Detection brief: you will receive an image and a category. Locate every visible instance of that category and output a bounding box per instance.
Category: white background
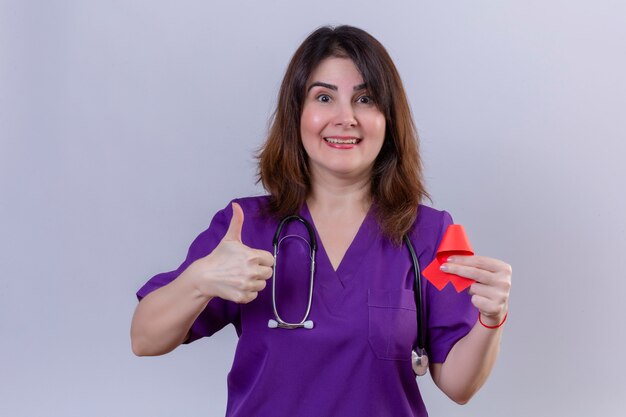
[1,1,625,416]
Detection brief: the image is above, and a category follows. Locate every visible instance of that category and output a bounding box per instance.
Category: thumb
[224,202,244,242]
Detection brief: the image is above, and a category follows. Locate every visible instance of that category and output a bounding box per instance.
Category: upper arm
[429,362,443,387]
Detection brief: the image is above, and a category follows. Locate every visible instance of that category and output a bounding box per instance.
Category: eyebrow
[307,82,368,93]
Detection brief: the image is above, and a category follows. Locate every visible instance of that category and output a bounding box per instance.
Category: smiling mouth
[324,137,361,145]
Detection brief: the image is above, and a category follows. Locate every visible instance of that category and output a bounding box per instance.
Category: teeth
[325,137,358,144]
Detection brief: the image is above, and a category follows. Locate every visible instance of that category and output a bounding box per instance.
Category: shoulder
[232,195,271,206]
[413,204,454,232]
[202,195,273,234]
[228,195,274,222]
[227,195,277,246]
[406,204,454,255]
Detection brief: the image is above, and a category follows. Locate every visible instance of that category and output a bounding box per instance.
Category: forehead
[307,57,364,86]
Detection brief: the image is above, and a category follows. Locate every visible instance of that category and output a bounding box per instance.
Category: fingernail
[447,257,455,263]
[440,264,449,272]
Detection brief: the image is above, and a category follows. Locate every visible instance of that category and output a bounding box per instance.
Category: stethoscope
[267,215,429,376]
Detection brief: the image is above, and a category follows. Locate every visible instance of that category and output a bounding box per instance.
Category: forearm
[131,265,212,356]
[430,316,504,404]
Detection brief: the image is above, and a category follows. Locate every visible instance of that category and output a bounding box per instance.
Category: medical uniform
[137,196,477,417]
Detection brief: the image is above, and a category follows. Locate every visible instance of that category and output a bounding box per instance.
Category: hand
[188,202,274,304]
[442,255,512,326]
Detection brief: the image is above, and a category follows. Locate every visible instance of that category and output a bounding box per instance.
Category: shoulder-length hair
[257,25,430,245]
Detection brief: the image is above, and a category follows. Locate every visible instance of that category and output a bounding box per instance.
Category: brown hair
[257,25,430,245]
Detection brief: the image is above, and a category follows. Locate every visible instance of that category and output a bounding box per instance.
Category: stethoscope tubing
[270,215,317,329]
[404,234,425,353]
[269,215,428,375]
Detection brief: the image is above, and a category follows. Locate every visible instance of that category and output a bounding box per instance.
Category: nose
[333,101,357,127]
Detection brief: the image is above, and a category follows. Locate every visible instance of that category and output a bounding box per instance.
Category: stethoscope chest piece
[412,348,429,376]
[268,318,314,329]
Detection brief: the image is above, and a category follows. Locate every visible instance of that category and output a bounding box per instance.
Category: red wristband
[478,311,508,329]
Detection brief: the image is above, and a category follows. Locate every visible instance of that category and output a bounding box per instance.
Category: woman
[131,25,511,416]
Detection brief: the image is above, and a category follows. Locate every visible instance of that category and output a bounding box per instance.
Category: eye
[356,95,374,105]
[316,94,332,103]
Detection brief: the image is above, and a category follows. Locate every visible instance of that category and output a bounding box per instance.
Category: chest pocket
[367,289,417,361]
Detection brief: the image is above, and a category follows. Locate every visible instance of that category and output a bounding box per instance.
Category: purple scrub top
[137,196,477,417]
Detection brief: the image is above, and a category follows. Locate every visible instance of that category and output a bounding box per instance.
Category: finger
[447,255,510,274]
[249,278,268,292]
[470,294,504,316]
[441,262,494,284]
[253,265,274,280]
[469,282,506,304]
[469,282,496,296]
[235,291,259,304]
[469,274,511,293]
[236,277,267,293]
[224,202,244,242]
[252,249,275,268]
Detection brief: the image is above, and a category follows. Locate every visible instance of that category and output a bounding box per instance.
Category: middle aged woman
[132,25,512,417]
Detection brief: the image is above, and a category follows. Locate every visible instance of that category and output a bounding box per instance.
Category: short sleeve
[135,202,240,343]
[424,211,478,363]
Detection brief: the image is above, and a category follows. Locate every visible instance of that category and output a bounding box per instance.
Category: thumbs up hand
[188,202,274,304]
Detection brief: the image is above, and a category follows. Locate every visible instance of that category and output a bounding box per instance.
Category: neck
[307,170,372,215]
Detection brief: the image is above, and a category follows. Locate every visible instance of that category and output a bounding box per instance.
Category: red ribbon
[422,224,475,292]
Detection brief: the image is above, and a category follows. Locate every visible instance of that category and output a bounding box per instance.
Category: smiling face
[300,57,386,182]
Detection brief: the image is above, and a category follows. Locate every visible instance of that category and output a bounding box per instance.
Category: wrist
[180,261,215,302]
[478,311,508,329]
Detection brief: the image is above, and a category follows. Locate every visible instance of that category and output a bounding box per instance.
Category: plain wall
[1,1,625,416]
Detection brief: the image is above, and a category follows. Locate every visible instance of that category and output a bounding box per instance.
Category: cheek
[366,114,386,150]
[300,110,321,156]
[372,115,386,137]
[300,107,325,137]
[370,116,386,155]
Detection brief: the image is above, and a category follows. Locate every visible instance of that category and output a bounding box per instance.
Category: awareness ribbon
[422,224,475,292]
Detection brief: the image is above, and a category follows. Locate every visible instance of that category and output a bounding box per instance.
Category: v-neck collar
[300,202,379,287]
